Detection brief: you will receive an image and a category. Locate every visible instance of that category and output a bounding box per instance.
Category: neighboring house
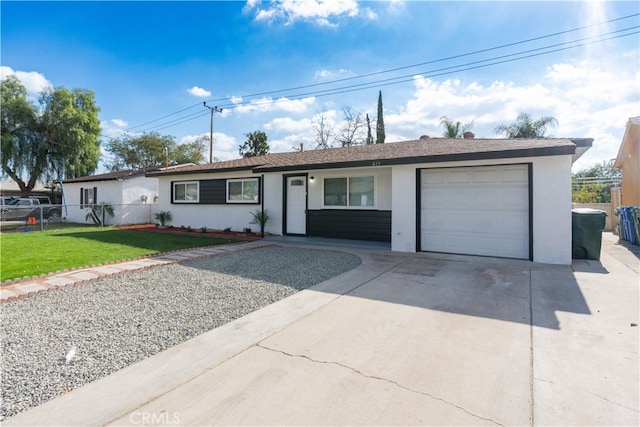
[147,136,592,265]
[62,168,160,225]
[0,180,60,202]
[614,117,640,206]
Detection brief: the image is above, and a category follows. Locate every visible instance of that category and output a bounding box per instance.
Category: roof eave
[570,138,593,164]
[147,165,257,177]
[256,145,577,172]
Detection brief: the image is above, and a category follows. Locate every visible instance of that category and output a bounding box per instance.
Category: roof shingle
[146,137,589,177]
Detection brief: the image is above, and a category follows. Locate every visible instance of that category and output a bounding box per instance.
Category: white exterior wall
[157,171,271,232]
[532,155,572,265]
[391,165,417,252]
[262,173,283,235]
[62,176,159,225]
[391,155,573,265]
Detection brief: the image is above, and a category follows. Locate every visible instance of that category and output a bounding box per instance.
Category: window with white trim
[173,181,199,203]
[226,178,259,203]
[324,176,375,207]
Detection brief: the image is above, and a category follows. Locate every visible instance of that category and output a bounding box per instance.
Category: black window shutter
[80,187,84,207]
[94,187,98,204]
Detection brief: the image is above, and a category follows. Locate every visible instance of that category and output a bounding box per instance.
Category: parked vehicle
[0,197,62,221]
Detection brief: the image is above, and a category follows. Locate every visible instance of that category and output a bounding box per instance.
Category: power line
[103,14,639,138]
[204,13,640,103]
[211,27,638,111]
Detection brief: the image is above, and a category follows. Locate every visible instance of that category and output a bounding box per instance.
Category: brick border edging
[0,242,276,304]
[1,239,255,287]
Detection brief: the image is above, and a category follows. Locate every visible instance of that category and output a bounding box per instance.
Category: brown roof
[147,137,591,177]
[62,167,163,183]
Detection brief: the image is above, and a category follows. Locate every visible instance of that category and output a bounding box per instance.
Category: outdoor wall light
[309,176,315,182]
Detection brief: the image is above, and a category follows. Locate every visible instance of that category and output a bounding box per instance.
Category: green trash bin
[572,208,607,260]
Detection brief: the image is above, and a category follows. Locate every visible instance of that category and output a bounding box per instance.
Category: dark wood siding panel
[199,179,227,204]
[308,210,391,242]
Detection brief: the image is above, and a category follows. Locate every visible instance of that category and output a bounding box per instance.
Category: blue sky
[2,1,639,173]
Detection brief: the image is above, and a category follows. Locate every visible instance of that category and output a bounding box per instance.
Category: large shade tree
[105,132,206,171]
[494,112,558,138]
[1,75,101,195]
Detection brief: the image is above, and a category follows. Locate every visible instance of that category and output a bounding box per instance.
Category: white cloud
[187,86,212,97]
[0,66,52,95]
[233,96,315,114]
[180,132,238,161]
[247,0,361,26]
[314,68,352,79]
[110,119,128,128]
[386,59,639,171]
[265,116,313,133]
[362,7,377,20]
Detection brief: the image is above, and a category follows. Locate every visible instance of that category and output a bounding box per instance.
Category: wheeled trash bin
[572,208,607,260]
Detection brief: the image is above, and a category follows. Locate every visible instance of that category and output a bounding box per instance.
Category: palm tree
[494,112,558,138]
[439,116,473,138]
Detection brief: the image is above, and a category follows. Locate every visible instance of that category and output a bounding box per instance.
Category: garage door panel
[501,167,529,183]
[474,169,501,183]
[420,165,530,259]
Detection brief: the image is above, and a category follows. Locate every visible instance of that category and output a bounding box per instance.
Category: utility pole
[203,102,223,163]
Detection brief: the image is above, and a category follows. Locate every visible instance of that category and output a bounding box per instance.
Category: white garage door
[420,165,530,259]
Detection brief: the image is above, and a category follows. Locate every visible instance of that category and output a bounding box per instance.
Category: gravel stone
[0,246,361,420]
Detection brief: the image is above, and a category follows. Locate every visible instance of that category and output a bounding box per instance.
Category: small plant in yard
[249,208,271,238]
[154,210,172,227]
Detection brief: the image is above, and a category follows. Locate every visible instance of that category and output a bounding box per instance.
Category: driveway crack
[257,343,504,426]
[589,391,640,414]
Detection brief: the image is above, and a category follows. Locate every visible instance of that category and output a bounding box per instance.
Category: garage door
[420,165,530,259]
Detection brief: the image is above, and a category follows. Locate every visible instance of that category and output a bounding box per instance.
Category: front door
[285,176,307,235]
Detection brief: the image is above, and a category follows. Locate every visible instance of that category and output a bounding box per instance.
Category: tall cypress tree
[375,90,385,144]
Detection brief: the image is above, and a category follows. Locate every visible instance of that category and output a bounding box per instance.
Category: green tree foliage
[494,112,558,138]
[105,132,205,171]
[171,137,206,165]
[439,116,473,138]
[1,75,101,195]
[239,130,269,158]
[365,113,374,145]
[572,160,621,203]
[376,90,385,144]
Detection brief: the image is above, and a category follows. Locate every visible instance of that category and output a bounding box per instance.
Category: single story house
[147,136,592,265]
[614,117,640,206]
[62,168,160,225]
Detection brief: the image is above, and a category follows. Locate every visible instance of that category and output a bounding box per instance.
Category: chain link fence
[0,203,158,233]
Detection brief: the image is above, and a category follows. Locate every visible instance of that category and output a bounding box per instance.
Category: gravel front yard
[0,246,361,421]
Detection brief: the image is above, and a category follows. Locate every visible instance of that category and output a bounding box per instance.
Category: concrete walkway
[4,233,639,426]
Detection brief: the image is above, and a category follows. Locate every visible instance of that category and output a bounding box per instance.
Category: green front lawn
[0,227,241,282]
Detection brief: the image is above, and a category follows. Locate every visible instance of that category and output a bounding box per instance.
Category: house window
[80,187,97,209]
[227,178,259,203]
[173,181,199,203]
[324,176,375,207]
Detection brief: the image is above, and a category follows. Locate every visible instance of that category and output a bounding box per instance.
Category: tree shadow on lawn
[48,228,241,252]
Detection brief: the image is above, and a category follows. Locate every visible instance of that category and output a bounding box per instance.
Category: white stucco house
[62,168,160,225]
[147,136,592,265]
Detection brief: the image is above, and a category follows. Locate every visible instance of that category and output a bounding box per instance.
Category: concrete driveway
[6,233,639,426]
